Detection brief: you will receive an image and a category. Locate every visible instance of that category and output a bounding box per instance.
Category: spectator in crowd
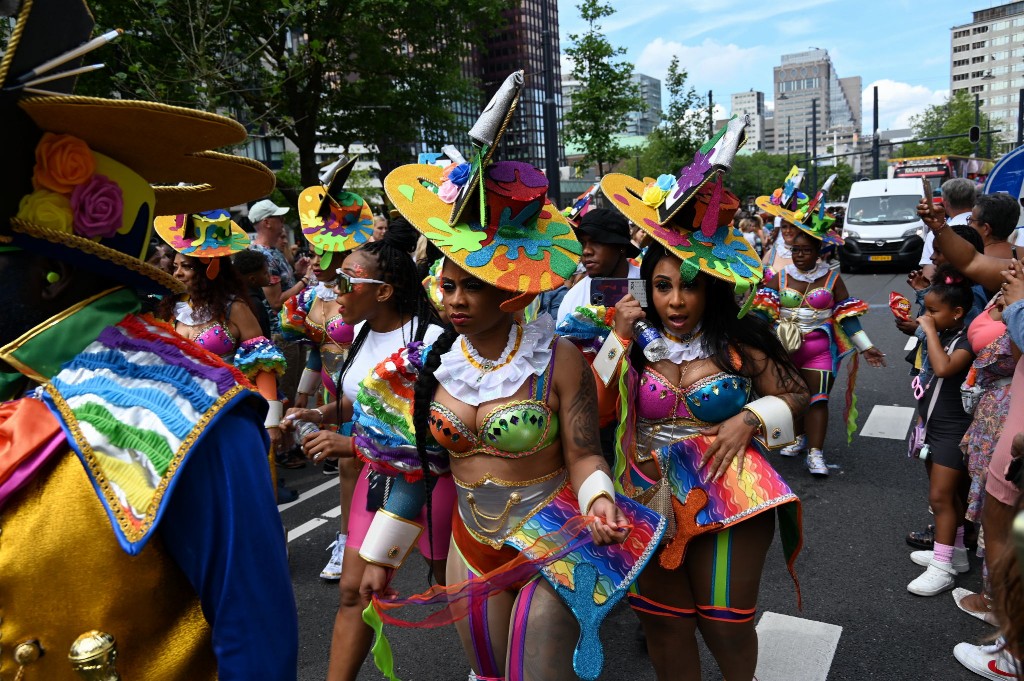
[919,178,977,282]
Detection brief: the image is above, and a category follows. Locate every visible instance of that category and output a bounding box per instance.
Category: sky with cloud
[556,0,973,133]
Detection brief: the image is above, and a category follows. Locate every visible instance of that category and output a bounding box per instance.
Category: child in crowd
[908,266,977,596]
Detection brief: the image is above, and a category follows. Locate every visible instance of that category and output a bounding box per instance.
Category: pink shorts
[791,330,833,372]
[347,469,456,560]
[986,359,1024,506]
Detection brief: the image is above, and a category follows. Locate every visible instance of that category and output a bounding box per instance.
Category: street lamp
[708,90,714,137]
[777,92,790,165]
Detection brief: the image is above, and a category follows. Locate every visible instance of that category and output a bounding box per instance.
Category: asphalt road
[278,270,994,681]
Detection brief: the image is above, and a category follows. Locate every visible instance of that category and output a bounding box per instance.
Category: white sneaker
[954,638,1021,680]
[320,532,346,580]
[780,434,806,457]
[806,449,829,476]
[910,547,970,573]
[907,559,956,596]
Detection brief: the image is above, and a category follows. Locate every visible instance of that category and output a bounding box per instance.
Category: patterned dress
[960,331,1015,522]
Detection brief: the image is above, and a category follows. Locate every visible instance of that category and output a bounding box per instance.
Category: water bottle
[293,419,321,442]
[633,319,670,363]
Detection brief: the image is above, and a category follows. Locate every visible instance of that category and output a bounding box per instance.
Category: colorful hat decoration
[297,155,374,268]
[1,0,275,295]
[755,165,808,225]
[446,70,524,226]
[384,71,581,306]
[600,115,763,296]
[562,182,599,227]
[154,209,250,278]
[793,174,841,244]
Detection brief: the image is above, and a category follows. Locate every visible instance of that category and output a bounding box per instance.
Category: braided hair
[927,264,974,317]
[411,325,459,583]
[629,242,797,378]
[329,222,445,583]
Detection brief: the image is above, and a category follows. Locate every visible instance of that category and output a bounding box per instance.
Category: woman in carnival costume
[367,71,665,681]
[280,156,364,581]
[282,217,450,681]
[760,166,807,277]
[155,209,288,450]
[597,115,808,681]
[752,175,886,475]
[0,0,297,677]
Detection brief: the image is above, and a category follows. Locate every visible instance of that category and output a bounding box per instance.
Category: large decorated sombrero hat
[793,174,841,244]
[600,116,763,295]
[2,0,275,295]
[384,72,581,306]
[297,155,373,268]
[756,170,841,245]
[755,166,806,224]
[154,209,250,277]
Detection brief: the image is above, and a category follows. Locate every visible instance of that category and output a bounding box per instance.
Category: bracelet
[577,470,615,515]
[358,510,423,569]
[742,396,795,449]
[849,330,873,353]
[312,406,326,424]
[297,367,320,394]
[264,400,283,428]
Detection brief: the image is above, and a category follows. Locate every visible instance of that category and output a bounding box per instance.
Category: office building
[562,71,662,137]
[950,1,1024,146]
[773,49,861,164]
[731,90,766,153]
[459,0,565,171]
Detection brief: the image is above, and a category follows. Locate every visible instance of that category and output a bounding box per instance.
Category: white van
[839,178,926,272]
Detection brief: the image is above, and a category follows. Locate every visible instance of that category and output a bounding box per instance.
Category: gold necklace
[461,323,523,373]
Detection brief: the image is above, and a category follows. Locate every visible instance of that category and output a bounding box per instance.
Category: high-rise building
[950,2,1024,146]
[459,0,564,172]
[561,71,662,137]
[730,90,766,152]
[624,73,661,136]
[773,49,861,166]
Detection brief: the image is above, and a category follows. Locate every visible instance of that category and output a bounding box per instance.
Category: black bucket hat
[576,208,640,258]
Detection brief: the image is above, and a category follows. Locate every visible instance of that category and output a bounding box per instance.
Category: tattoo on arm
[765,358,810,416]
[743,411,761,428]
[566,353,602,457]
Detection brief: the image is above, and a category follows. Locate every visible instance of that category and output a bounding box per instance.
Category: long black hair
[157,254,256,322]
[631,241,797,378]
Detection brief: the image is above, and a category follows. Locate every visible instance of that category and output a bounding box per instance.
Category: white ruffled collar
[774,234,792,259]
[313,281,338,302]
[662,323,710,364]
[784,261,830,284]
[435,314,555,406]
[174,299,211,326]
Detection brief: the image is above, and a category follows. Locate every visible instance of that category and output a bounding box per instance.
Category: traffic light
[969,126,981,144]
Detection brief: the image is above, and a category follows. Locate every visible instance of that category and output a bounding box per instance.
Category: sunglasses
[334,269,386,294]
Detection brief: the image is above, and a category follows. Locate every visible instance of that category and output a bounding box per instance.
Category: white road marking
[288,518,330,542]
[860,405,916,440]
[277,477,339,513]
[754,612,842,681]
[321,505,343,519]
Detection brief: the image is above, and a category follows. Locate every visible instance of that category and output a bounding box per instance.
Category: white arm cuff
[264,400,283,428]
[594,333,627,387]
[297,367,321,394]
[850,330,873,353]
[743,396,795,449]
[358,510,423,569]
[577,470,615,515]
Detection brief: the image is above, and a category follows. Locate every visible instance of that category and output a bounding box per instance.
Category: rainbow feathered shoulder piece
[40,314,264,555]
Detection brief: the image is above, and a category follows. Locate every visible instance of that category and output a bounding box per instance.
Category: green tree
[636,57,708,179]
[80,0,505,191]
[899,91,997,158]
[562,0,642,176]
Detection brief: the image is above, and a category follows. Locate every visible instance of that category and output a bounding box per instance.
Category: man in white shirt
[919,178,977,280]
[556,209,641,325]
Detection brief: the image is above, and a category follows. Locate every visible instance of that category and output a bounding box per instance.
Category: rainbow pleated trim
[41,314,259,554]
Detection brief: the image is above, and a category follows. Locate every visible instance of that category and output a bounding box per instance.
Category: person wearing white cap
[249,198,311,315]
